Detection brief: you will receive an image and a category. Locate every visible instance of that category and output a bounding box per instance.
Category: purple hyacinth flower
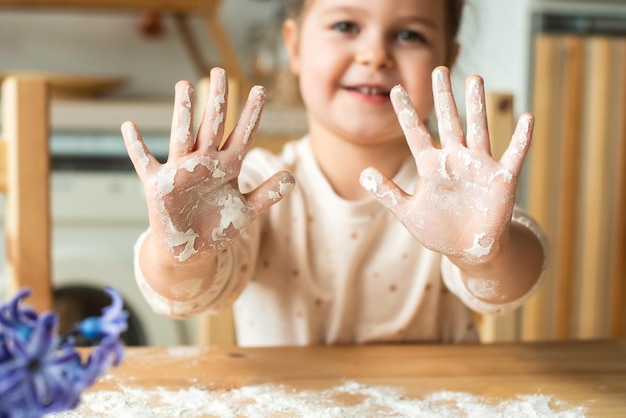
[0,287,128,418]
[0,312,82,415]
[0,289,38,345]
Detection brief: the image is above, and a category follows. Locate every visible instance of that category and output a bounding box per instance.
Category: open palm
[361,67,534,266]
[122,68,294,264]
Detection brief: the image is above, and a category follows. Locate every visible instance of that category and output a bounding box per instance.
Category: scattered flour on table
[48,381,586,418]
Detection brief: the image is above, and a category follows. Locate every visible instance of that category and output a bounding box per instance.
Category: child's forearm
[135,229,222,318]
[451,221,545,306]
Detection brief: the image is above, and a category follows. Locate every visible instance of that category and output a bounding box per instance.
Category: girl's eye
[396,30,427,43]
[331,21,359,34]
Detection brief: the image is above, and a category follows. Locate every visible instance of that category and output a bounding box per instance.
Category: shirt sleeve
[133,226,259,319]
[441,205,549,316]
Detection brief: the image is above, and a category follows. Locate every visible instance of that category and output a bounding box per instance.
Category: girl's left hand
[360,66,534,267]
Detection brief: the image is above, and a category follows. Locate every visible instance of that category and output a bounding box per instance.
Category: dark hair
[286,0,465,46]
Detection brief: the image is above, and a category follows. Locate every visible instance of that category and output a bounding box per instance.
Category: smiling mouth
[345,86,390,97]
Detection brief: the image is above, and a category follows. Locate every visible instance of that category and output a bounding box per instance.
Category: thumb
[244,171,295,219]
[360,167,408,215]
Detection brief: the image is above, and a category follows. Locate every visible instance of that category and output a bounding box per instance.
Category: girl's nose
[355,38,393,69]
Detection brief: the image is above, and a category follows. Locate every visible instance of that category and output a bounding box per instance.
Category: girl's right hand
[121,68,294,265]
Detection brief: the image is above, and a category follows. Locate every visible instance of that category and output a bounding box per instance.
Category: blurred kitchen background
[0,0,624,346]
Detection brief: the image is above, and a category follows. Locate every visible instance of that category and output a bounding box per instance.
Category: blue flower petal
[28,314,57,359]
[0,289,38,343]
[77,287,128,341]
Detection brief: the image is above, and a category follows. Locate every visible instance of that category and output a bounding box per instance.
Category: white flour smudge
[48,381,586,418]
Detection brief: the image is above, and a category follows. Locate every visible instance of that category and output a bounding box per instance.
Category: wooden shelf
[0,0,248,92]
[0,0,219,13]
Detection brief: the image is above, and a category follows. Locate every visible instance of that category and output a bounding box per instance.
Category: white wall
[452,0,533,113]
[454,0,626,115]
[3,1,623,114]
[0,0,535,111]
[0,1,280,98]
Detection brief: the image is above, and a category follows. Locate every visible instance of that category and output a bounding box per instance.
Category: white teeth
[356,86,386,96]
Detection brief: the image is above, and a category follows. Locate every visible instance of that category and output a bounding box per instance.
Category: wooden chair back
[478,47,626,343]
[520,34,626,341]
[0,75,52,312]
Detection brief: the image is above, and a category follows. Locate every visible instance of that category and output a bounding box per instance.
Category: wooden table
[71,339,626,417]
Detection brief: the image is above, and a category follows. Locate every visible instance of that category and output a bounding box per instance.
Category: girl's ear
[283,19,301,75]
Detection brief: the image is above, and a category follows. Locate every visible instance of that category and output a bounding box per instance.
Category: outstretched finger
[499,112,534,176]
[121,121,159,180]
[169,80,196,158]
[432,66,464,148]
[244,171,295,219]
[465,75,491,154]
[360,167,410,216]
[219,85,266,164]
[390,85,434,159]
[196,67,228,151]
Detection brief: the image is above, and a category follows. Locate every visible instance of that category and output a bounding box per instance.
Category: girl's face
[284,0,453,147]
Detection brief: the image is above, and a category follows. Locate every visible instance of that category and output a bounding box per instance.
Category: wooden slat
[204,14,250,95]
[522,35,560,341]
[577,37,613,339]
[194,74,239,148]
[486,92,515,161]
[194,75,238,346]
[223,75,239,140]
[477,92,517,343]
[173,13,212,77]
[609,39,626,338]
[0,0,220,13]
[2,76,52,312]
[552,36,585,340]
[0,140,6,192]
[196,308,236,346]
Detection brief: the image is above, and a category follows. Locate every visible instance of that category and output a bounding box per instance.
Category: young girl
[122,0,546,346]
